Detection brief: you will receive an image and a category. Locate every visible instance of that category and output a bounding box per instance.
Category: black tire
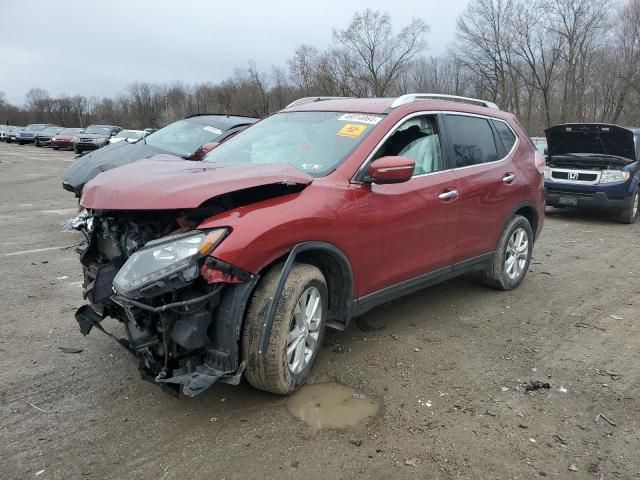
[74,146,81,154]
[35,139,40,147]
[18,141,24,145]
[483,215,534,291]
[618,187,639,224]
[52,147,59,150]
[242,262,327,395]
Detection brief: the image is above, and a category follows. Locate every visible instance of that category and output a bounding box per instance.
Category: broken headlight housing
[113,229,228,296]
[599,170,629,184]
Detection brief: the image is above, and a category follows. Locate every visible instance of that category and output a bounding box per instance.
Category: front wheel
[242,263,327,394]
[35,139,41,147]
[618,188,639,224]
[74,146,81,154]
[483,215,533,291]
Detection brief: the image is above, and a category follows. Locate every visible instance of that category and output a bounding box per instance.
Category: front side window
[204,111,381,177]
[444,115,499,167]
[373,115,443,176]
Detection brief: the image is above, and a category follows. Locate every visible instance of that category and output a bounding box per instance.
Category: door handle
[438,189,459,201]
[502,173,516,184]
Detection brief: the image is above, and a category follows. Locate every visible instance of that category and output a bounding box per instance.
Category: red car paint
[81,98,544,300]
[81,155,313,210]
[51,135,79,150]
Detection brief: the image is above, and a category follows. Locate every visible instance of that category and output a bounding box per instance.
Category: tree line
[1,0,638,135]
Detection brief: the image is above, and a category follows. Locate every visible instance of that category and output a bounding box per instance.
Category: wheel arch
[256,241,355,358]
[508,201,540,241]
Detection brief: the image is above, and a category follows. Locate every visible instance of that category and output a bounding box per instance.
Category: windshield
[204,111,380,176]
[60,128,83,135]
[41,127,62,135]
[84,126,111,135]
[116,130,142,139]
[26,124,47,131]
[144,118,226,157]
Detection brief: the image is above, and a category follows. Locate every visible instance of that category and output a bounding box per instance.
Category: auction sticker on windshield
[203,126,223,135]
[338,113,382,125]
[337,124,368,138]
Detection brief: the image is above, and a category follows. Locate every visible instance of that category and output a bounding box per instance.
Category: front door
[351,114,459,297]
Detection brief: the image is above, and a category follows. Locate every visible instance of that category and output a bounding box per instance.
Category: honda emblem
[568,171,579,180]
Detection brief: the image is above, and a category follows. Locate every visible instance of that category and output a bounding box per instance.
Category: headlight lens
[94,137,109,143]
[113,229,227,296]
[543,165,550,180]
[599,170,629,184]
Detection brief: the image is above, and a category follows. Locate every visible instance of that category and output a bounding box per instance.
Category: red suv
[73,94,545,396]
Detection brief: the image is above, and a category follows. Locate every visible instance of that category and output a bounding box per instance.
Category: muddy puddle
[286,382,379,432]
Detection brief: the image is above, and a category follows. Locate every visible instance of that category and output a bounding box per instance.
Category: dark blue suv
[544,123,640,223]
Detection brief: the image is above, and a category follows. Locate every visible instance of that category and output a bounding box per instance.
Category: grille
[551,171,598,182]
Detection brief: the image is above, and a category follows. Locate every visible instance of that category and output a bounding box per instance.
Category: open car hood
[545,124,637,161]
[81,155,314,210]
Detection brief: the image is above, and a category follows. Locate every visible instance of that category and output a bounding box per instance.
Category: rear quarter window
[493,120,517,153]
[443,115,499,167]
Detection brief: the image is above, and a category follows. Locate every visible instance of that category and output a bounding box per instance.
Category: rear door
[441,114,519,263]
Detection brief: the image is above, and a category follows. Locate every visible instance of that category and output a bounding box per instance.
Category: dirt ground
[1,141,639,480]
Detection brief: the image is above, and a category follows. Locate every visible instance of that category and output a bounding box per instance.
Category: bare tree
[333,9,429,96]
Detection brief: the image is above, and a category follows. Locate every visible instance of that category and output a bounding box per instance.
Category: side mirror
[188,142,220,161]
[366,156,415,184]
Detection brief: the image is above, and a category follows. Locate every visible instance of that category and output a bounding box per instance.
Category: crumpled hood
[545,124,637,161]
[81,156,314,210]
[63,141,162,192]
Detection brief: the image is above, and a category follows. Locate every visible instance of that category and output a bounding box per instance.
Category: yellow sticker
[337,123,368,138]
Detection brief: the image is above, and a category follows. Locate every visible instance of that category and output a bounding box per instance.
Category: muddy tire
[483,215,533,291]
[618,187,639,224]
[242,263,327,395]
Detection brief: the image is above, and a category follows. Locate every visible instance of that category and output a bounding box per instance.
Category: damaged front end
[72,210,257,396]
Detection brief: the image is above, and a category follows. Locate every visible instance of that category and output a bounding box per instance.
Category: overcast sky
[1,0,469,106]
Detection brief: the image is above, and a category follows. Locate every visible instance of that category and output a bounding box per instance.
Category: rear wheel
[483,215,533,291]
[242,263,327,394]
[618,187,639,224]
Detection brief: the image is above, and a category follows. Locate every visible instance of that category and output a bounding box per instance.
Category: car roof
[283,96,514,121]
[87,124,120,128]
[184,114,259,130]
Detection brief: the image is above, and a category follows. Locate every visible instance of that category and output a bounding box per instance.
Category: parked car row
[0,123,154,153]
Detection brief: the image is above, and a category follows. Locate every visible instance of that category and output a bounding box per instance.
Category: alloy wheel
[504,227,528,280]
[286,286,322,374]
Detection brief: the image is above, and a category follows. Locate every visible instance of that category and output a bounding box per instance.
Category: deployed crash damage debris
[70,163,311,397]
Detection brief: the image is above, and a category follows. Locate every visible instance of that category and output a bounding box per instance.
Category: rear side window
[493,120,516,152]
[443,115,498,167]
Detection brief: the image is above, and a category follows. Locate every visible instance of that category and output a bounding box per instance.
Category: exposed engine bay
[546,155,631,171]
[71,207,258,396]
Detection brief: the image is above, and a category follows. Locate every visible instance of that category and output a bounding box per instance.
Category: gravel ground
[1,141,639,480]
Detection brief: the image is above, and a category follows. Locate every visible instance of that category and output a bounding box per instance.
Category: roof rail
[391,94,500,110]
[285,96,352,109]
